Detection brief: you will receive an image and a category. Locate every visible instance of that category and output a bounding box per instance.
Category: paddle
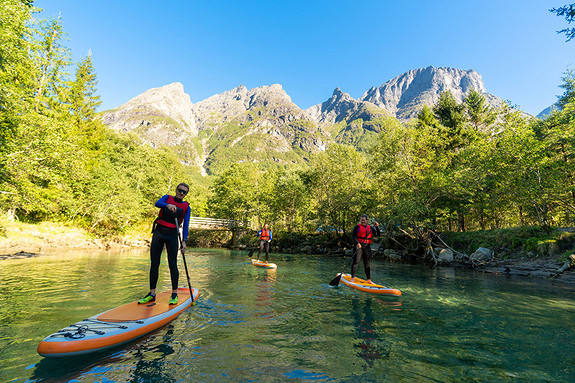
[329,247,358,287]
[175,218,195,305]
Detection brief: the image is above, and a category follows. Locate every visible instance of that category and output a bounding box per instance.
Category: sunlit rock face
[102,82,198,139]
[100,66,506,174]
[360,66,502,120]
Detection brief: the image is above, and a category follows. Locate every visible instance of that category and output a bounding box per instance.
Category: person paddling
[139,183,191,305]
[351,214,381,284]
[256,223,272,263]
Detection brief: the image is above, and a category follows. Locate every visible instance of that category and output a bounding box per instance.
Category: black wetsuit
[351,224,381,280]
[148,195,190,290]
[149,224,180,290]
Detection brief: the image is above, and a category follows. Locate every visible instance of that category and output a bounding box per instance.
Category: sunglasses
[177,189,188,195]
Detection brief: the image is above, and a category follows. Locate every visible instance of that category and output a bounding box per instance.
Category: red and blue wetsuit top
[155,195,191,240]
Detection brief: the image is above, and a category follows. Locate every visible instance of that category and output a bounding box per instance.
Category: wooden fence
[189,216,250,230]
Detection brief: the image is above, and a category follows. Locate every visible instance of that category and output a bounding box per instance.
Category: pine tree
[550,3,575,41]
[463,89,495,130]
[558,69,575,108]
[68,53,104,152]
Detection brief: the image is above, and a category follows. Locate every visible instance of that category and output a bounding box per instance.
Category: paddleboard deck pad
[339,274,401,296]
[37,287,199,357]
[251,259,277,269]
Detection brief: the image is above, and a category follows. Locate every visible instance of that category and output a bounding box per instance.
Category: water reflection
[129,327,176,383]
[351,297,390,369]
[255,269,276,316]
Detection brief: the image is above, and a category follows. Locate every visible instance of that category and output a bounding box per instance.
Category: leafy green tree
[68,54,101,126]
[31,16,71,114]
[207,163,259,223]
[251,168,276,227]
[0,10,83,221]
[538,98,575,223]
[373,115,456,229]
[66,52,106,171]
[309,144,374,234]
[0,0,35,155]
[433,91,465,133]
[491,105,554,228]
[269,168,312,233]
[79,130,194,232]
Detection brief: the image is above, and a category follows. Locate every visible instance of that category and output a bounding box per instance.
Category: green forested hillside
[0,1,208,235]
[1,0,574,248]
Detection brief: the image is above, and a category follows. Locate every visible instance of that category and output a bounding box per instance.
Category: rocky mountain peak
[102,82,197,136]
[193,83,309,129]
[100,66,508,175]
[246,84,294,109]
[306,87,388,126]
[101,82,201,169]
[360,66,498,120]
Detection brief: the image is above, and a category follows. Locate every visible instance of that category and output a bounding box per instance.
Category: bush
[440,226,567,257]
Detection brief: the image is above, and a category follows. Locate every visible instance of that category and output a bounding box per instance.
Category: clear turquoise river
[1,248,574,382]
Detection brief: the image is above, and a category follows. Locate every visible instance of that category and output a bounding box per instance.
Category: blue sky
[35,0,573,116]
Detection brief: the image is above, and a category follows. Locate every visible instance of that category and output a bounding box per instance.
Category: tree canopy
[550,3,575,41]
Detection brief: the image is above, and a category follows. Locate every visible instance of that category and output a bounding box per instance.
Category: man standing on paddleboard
[256,223,272,263]
[139,183,191,305]
[351,215,380,284]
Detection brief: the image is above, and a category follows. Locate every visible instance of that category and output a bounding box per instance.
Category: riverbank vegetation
[1,1,574,262]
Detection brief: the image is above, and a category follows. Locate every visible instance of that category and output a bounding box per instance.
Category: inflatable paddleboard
[339,274,401,296]
[251,259,277,269]
[37,287,199,358]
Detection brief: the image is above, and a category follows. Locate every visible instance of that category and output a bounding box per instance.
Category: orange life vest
[260,229,270,241]
[356,224,373,244]
[156,195,189,228]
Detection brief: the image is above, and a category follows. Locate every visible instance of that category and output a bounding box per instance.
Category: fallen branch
[551,254,575,278]
[430,230,469,261]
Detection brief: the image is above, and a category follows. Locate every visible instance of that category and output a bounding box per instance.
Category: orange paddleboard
[339,274,401,296]
[251,259,277,269]
[37,287,199,357]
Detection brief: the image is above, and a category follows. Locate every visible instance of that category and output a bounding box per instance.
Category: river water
[0,248,574,382]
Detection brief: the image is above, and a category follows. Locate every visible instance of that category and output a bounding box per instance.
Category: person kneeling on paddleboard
[139,183,191,305]
[256,223,272,263]
[351,214,381,284]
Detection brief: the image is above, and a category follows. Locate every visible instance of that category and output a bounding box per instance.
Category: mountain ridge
[101,66,506,175]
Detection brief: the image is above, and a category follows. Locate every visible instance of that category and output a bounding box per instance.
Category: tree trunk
[457,210,465,232]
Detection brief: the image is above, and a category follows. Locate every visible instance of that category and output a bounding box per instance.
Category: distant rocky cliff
[101,66,504,174]
[101,82,202,167]
[359,66,501,120]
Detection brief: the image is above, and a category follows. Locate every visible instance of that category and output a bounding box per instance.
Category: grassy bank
[0,215,150,251]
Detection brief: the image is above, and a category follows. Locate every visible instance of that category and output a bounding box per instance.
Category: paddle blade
[248,248,254,257]
[329,273,342,287]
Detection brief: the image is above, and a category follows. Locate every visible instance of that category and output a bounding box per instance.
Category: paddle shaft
[329,247,358,286]
[175,218,194,303]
